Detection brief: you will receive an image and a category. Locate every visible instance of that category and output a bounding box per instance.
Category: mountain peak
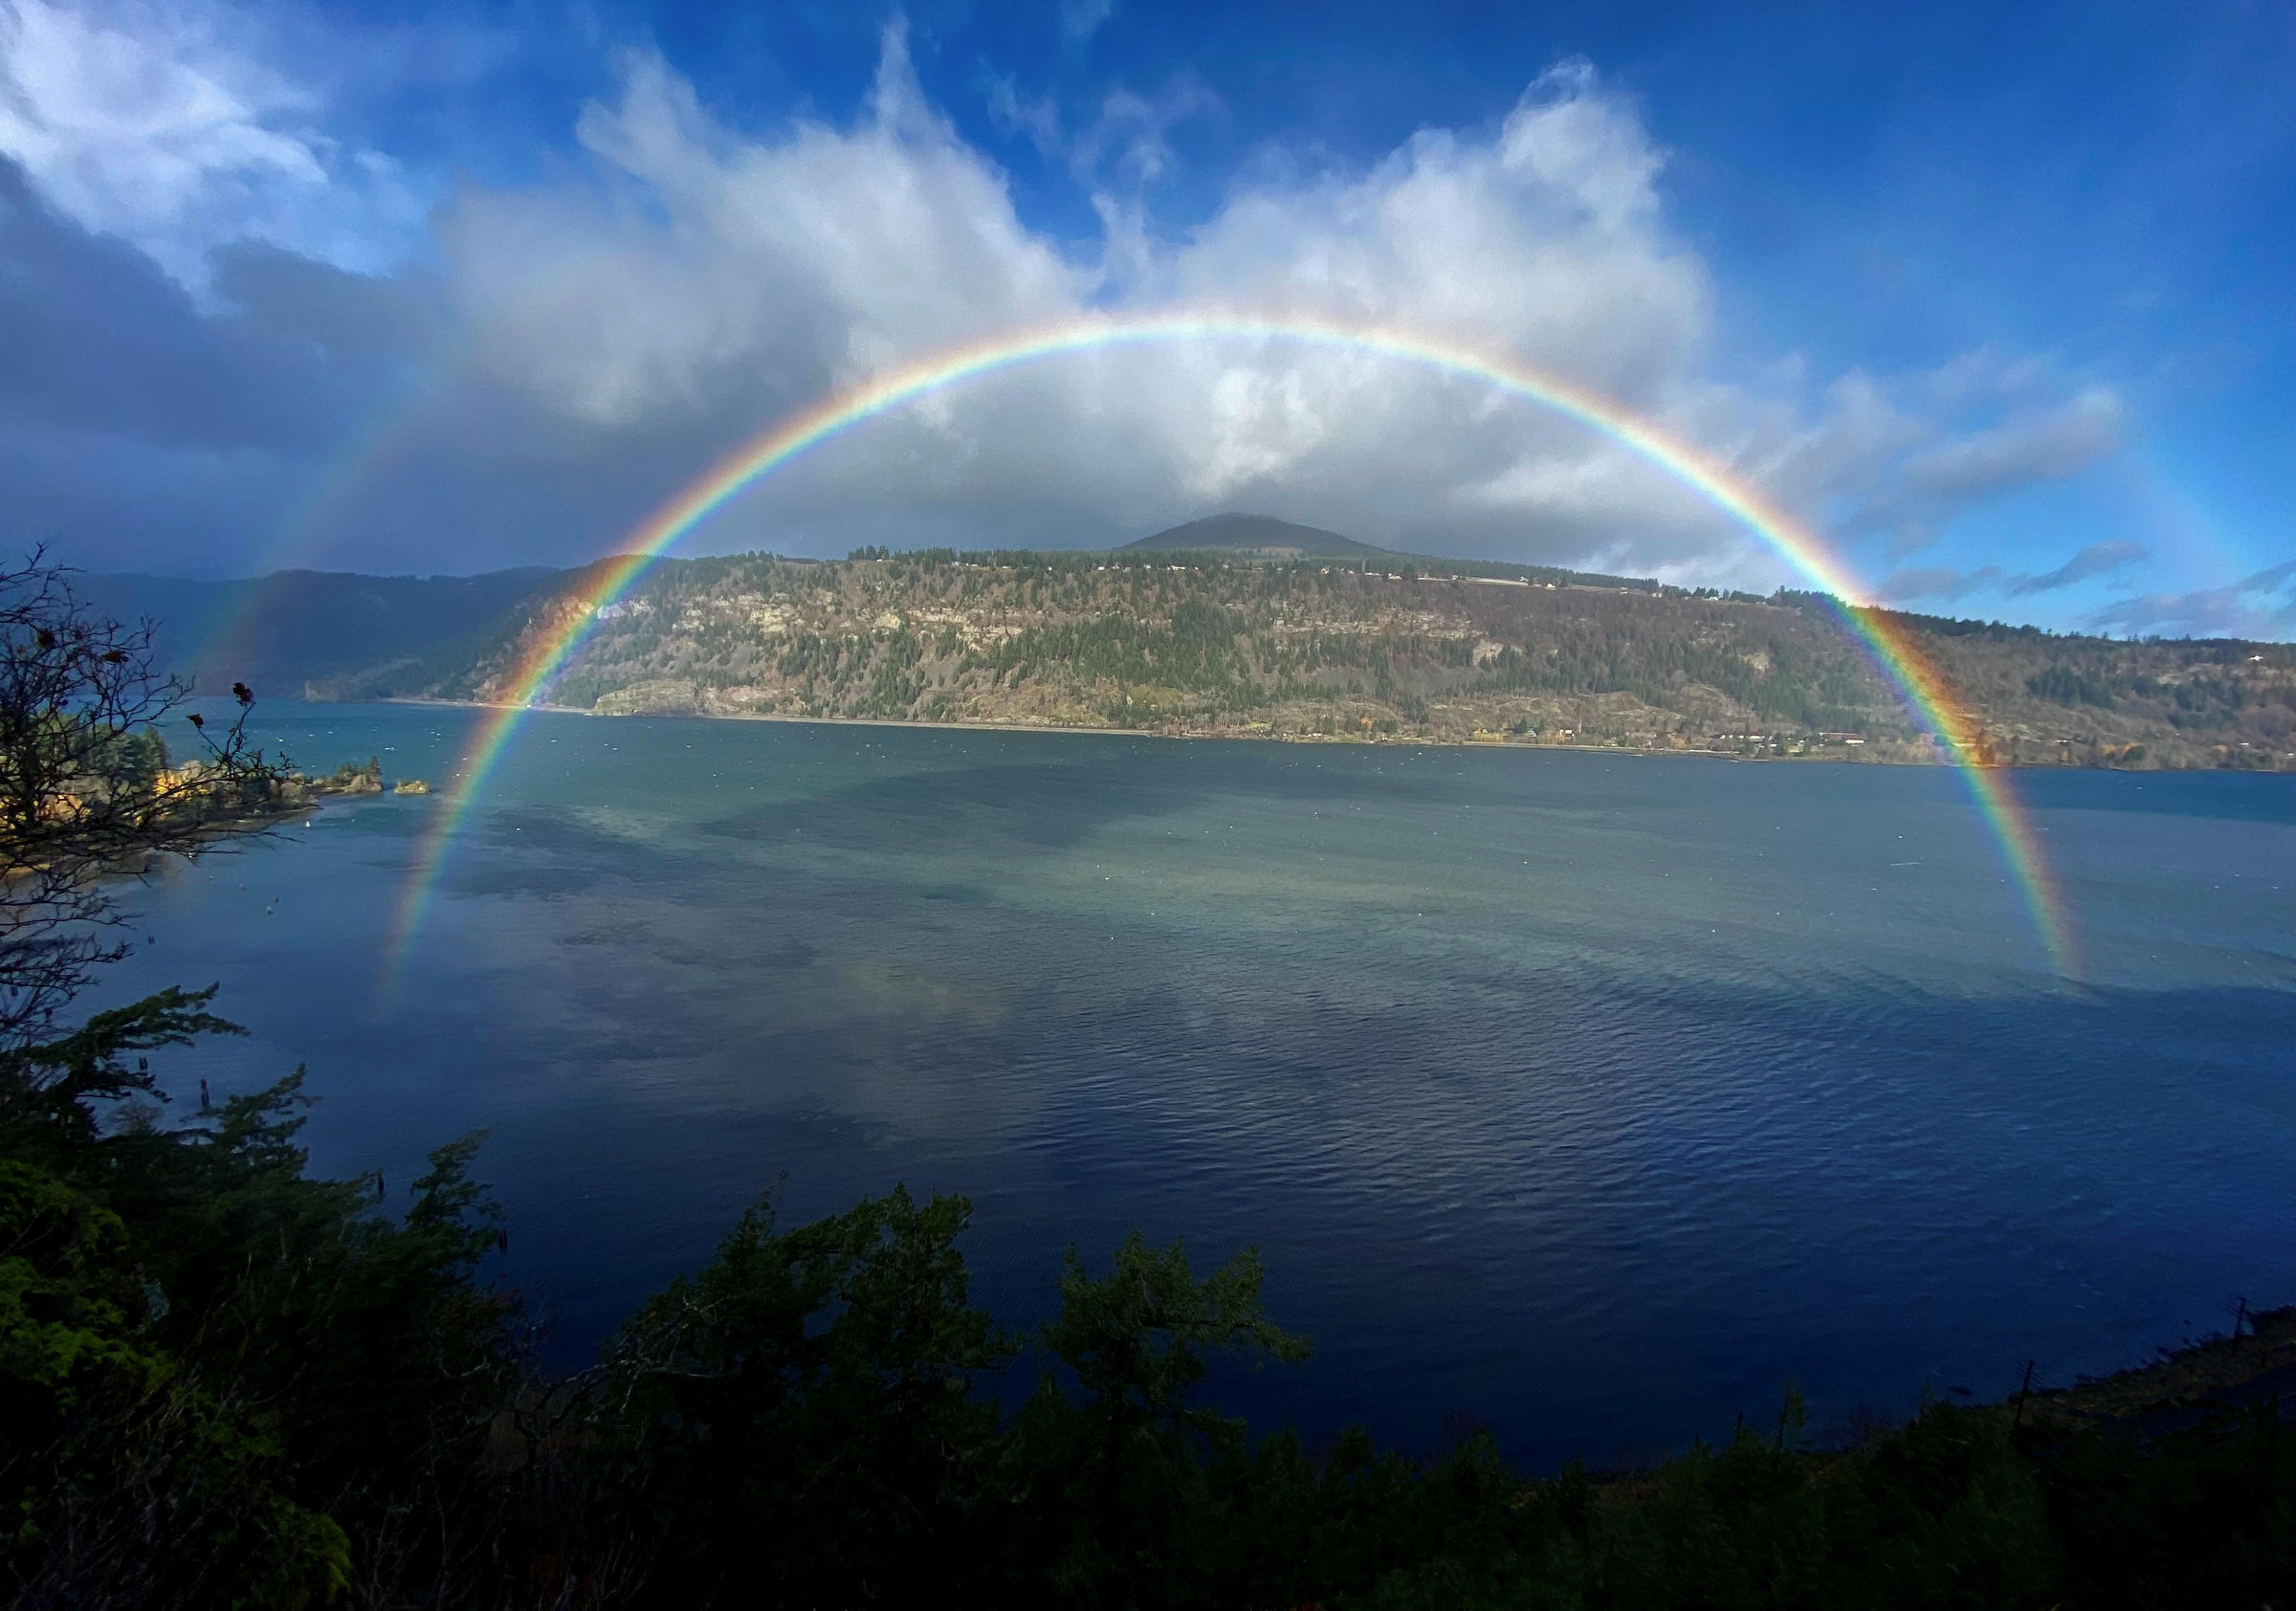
[1119,513,1395,560]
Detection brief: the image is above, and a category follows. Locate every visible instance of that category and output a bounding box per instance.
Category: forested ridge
[320,548,2296,770]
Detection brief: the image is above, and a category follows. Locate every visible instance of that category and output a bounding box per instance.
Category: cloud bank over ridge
[1,11,2144,613]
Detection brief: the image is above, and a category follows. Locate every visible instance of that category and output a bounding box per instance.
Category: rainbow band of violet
[383,314,2076,988]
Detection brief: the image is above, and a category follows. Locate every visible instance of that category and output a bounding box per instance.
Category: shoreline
[360,695,1965,768]
[330,695,2292,776]
[2023,1303,2296,1438]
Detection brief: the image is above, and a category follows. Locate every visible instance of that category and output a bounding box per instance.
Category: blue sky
[0,0,2287,634]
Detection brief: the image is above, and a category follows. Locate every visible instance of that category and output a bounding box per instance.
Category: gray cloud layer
[2089,562,2296,640]
[1880,540,2151,607]
[2008,539,2149,596]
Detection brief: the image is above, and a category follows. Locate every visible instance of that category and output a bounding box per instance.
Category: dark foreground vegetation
[10,1055,2296,1609]
[6,564,2292,1607]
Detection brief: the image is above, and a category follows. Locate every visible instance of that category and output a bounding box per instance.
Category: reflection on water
[99,704,2296,1468]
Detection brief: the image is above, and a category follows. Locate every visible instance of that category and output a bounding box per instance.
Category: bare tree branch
[0,549,298,1046]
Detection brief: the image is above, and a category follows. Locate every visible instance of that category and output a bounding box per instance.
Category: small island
[307,757,383,797]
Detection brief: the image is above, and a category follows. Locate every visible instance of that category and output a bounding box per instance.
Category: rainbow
[383,314,2075,987]
[194,434,393,682]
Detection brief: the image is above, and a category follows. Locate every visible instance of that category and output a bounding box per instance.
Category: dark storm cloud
[0,151,723,579]
[3,162,277,450]
[0,158,406,452]
[0,156,452,574]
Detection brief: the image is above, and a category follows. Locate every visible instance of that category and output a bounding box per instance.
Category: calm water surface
[102,703,2295,1468]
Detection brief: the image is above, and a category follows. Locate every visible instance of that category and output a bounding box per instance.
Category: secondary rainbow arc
[383,314,2076,987]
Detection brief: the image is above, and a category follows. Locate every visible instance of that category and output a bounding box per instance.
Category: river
[95,701,2296,1468]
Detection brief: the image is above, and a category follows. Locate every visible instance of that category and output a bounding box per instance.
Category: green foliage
[0,984,242,1154]
[2027,665,2116,708]
[1005,1235,1313,1605]
[1040,1233,1311,1430]
[0,1159,152,1408]
[79,724,169,796]
[2041,1402,2296,1606]
[1,993,519,1607]
[0,1146,363,1609]
[589,1186,1013,1603]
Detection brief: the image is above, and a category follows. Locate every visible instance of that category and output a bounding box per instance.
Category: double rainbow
[384,314,2074,984]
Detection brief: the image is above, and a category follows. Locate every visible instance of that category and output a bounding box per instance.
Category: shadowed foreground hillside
[14,1043,2296,1609]
[322,548,2296,770]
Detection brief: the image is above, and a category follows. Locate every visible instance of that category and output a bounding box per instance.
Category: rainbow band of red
[384,315,2076,983]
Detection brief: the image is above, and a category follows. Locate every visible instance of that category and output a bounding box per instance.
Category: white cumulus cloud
[427,42,1742,563]
[0,0,420,284]
[445,25,1085,432]
[408,35,2129,586]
